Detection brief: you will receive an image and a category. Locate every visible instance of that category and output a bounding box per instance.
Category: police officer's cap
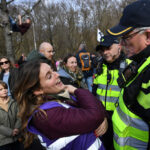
[96,35,119,51]
[107,0,150,36]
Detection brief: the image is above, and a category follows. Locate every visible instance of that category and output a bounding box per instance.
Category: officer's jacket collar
[104,52,125,70]
[130,45,150,63]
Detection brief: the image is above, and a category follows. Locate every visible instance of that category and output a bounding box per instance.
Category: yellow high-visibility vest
[93,59,131,111]
[112,57,150,150]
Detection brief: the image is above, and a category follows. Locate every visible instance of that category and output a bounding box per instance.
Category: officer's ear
[118,44,122,53]
[145,30,150,45]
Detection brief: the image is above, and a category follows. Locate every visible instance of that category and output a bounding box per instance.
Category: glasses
[48,50,55,54]
[0,61,9,66]
[121,29,144,44]
[51,51,55,54]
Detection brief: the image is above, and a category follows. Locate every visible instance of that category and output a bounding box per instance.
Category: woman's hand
[12,128,19,136]
[94,117,108,137]
[65,85,77,94]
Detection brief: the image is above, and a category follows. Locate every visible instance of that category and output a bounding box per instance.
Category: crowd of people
[0,0,150,150]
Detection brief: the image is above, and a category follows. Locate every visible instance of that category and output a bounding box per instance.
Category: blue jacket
[58,67,87,88]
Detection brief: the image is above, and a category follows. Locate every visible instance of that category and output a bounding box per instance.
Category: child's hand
[12,128,19,136]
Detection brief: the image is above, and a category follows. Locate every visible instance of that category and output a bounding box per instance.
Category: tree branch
[31,0,42,11]
[21,0,42,17]
[6,0,15,5]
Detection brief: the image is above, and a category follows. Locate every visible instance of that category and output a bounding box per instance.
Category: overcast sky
[13,0,63,4]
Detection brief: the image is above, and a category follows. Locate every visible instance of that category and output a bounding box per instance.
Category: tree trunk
[1,0,15,63]
[3,25,15,63]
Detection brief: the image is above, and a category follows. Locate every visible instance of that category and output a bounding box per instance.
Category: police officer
[93,35,131,150]
[107,0,150,149]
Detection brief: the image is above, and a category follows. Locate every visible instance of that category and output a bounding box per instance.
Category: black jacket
[27,50,57,71]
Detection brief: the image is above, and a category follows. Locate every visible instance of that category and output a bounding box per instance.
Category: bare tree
[0,0,136,62]
[0,0,41,63]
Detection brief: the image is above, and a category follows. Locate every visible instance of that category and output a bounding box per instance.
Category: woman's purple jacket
[27,89,106,149]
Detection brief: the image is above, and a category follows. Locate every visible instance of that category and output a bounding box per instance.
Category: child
[0,80,22,150]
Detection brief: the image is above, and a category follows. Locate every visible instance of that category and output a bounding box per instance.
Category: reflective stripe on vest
[112,57,150,150]
[114,133,147,150]
[116,106,148,131]
[98,84,120,92]
[98,95,119,103]
[95,66,121,111]
[112,91,149,150]
[98,96,118,111]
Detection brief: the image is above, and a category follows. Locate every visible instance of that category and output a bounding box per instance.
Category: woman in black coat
[0,56,18,97]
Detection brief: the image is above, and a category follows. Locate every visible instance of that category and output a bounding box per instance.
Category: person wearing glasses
[0,56,17,98]
[107,0,150,150]
[27,42,57,71]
